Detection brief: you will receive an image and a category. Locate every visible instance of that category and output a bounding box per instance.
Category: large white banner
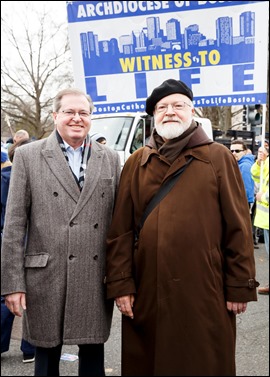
[66,1,269,114]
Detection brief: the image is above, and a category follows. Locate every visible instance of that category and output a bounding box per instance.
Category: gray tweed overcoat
[1,130,121,347]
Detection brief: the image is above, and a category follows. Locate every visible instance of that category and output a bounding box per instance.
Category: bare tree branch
[1,2,73,139]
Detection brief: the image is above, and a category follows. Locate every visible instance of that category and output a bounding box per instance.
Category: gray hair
[53,88,94,113]
[14,129,30,143]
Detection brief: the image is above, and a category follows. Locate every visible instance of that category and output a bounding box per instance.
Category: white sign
[67,1,269,113]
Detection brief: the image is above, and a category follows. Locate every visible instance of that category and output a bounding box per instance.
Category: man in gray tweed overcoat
[1,88,121,376]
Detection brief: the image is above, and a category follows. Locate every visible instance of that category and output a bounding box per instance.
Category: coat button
[70,221,75,227]
[94,223,98,228]
[93,255,98,260]
[53,192,58,197]
[69,255,75,260]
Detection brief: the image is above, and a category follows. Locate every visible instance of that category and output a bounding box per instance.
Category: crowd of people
[0,81,268,376]
[229,138,269,295]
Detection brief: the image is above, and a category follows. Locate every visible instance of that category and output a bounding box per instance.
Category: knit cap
[91,133,106,142]
[146,79,193,116]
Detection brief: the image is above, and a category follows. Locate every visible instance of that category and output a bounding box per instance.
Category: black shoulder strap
[135,156,194,240]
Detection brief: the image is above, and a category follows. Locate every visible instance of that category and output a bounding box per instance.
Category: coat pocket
[24,253,49,268]
[99,178,114,187]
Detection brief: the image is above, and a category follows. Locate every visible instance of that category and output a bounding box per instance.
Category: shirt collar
[63,140,84,152]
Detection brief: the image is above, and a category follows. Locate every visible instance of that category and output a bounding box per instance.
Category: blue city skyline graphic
[81,10,255,77]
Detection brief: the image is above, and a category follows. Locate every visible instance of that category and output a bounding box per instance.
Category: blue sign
[67,1,269,113]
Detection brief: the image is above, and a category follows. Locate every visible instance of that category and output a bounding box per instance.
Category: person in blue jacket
[230,139,256,245]
[230,140,255,207]
[1,147,36,363]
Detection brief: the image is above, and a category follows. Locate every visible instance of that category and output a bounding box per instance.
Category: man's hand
[257,147,268,165]
[4,292,26,317]
[227,301,247,315]
[256,191,264,201]
[115,294,135,319]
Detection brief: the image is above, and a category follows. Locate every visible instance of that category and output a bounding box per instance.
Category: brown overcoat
[106,135,258,376]
[1,131,121,347]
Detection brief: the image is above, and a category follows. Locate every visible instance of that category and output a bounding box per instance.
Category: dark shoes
[258,286,269,295]
[22,353,35,363]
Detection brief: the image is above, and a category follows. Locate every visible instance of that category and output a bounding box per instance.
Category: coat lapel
[72,142,105,218]
[41,131,80,202]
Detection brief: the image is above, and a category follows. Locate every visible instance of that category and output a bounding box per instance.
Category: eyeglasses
[59,110,91,118]
[155,101,191,113]
[230,149,244,153]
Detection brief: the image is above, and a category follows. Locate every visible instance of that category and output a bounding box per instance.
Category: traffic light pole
[261,104,266,146]
[242,105,248,129]
[259,104,267,189]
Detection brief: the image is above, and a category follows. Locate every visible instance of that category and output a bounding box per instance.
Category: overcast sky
[1,1,68,35]
[1,1,69,63]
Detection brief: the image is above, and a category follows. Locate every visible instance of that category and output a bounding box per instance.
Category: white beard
[155,118,191,139]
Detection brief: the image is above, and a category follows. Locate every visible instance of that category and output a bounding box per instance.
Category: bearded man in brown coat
[105,79,259,376]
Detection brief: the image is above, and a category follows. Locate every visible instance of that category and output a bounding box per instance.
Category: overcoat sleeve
[210,144,259,302]
[105,152,141,299]
[1,148,30,294]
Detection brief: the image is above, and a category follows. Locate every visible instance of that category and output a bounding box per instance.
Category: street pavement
[1,243,269,376]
